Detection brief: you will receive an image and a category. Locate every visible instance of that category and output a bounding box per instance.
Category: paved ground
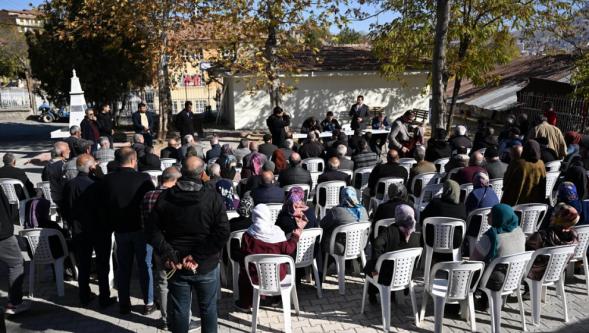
[2,120,589,332]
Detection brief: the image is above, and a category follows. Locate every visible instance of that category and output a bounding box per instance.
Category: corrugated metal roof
[459,82,527,110]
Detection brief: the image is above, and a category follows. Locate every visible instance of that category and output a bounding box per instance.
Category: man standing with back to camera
[266,106,291,148]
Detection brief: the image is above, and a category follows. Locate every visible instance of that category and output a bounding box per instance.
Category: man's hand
[181,255,198,272]
[401,146,409,153]
[292,227,303,238]
[165,259,182,270]
[358,117,363,123]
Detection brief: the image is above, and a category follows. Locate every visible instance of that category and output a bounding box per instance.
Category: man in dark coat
[80,109,100,145]
[64,125,86,158]
[366,149,408,199]
[278,152,312,187]
[42,141,70,209]
[251,171,285,204]
[100,148,155,314]
[349,95,369,130]
[174,101,197,138]
[298,132,324,159]
[96,104,115,141]
[62,154,115,307]
[131,102,157,147]
[258,134,278,159]
[266,106,291,148]
[138,147,162,171]
[0,153,35,200]
[318,157,351,185]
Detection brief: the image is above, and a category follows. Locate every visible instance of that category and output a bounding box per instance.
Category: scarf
[442,180,460,204]
[388,183,408,202]
[237,193,254,218]
[282,186,308,216]
[215,179,236,211]
[251,152,264,176]
[551,202,580,229]
[395,204,416,242]
[247,204,287,243]
[484,204,519,262]
[565,131,582,145]
[473,171,489,188]
[339,186,364,221]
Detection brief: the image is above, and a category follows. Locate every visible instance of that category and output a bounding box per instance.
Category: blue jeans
[168,265,219,333]
[115,231,154,306]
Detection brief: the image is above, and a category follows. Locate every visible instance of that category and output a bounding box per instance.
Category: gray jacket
[388,118,411,150]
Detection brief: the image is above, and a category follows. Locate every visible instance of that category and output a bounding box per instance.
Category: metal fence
[0,88,30,110]
[515,92,588,133]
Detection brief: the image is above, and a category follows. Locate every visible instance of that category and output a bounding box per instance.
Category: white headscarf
[247,204,287,244]
[455,125,467,136]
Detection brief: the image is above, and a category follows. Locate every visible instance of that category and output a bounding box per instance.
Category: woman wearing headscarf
[364,204,422,304]
[271,148,288,174]
[465,172,500,214]
[215,179,239,211]
[501,140,546,206]
[217,144,237,180]
[564,155,588,200]
[371,183,411,241]
[275,186,317,235]
[229,194,254,232]
[539,182,589,230]
[234,204,306,311]
[420,179,467,224]
[526,203,579,281]
[320,186,368,254]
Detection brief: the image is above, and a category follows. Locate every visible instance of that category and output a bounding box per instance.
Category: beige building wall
[227,71,431,130]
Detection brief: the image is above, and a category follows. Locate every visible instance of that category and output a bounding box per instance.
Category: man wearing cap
[484,147,508,179]
[448,125,473,152]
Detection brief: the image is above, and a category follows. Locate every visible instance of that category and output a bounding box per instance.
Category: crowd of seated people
[4,107,589,333]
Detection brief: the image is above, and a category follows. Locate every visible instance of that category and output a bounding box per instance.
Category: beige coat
[527,122,567,159]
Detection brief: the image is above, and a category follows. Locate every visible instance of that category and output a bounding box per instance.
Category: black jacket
[349,103,369,130]
[367,162,409,196]
[62,172,100,234]
[420,198,466,224]
[339,157,354,170]
[174,109,196,137]
[0,190,16,240]
[96,112,114,136]
[259,143,278,159]
[131,111,157,133]
[251,183,285,205]
[138,153,162,171]
[160,147,181,160]
[42,160,66,204]
[318,170,351,185]
[146,178,229,274]
[425,139,452,162]
[206,144,222,161]
[299,142,324,159]
[448,135,473,151]
[278,165,312,187]
[266,114,291,148]
[100,167,155,233]
[0,165,35,200]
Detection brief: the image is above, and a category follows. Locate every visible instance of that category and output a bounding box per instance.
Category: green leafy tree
[334,27,366,44]
[369,0,572,131]
[0,25,36,109]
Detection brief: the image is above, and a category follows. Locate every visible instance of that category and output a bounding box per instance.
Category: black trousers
[73,231,112,302]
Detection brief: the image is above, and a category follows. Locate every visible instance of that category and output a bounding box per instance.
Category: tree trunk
[446,37,470,133]
[25,69,36,114]
[157,0,173,141]
[430,0,451,131]
[265,2,281,109]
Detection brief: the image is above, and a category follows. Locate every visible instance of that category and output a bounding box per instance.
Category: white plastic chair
[524,244,576,325]
[446,167,462,181]
[302,158,325,173]
[545,160,561,172]
[420,261,485,333]
[244,254,300,333]
[459,183,474,202]
[513,203,548,236]
[480,252,533,333]
[489,178,503,200]
[160,158,177,170]
[369,177,404,214]
[340,169,353,178]
[283,184,311,202]
[0,178,29,208]
[265,203,283,223]
[399,158,417,174]
[37,181,58,219]
[545,171,560,205]
[322,222,371,295]
[422,217,466,287]
[433,157,450,174]
[19,228,69,297]
[412,183,444,222]
[227,230,246,300]
[567,225,589,295]
[99,161,108,175]
[360,248,423,331]
[373,218,396,239]
[465,207,492,257]
[409,172,438,198]
[143,170,162,187]
[352,166,374,196]
[227,210,239,220]
[294,228,323,298]
[315,181,346,219]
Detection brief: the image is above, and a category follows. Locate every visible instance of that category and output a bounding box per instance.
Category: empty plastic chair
[422,217,466,287]
[513,203,548,236]
[245,254,300,333]
[340,169,353,178]
[294,228,323,298]
[265,203,283,224]
[20,228,70,297]
[399,158,417,173]
[227,230,246,300]
[567,225,589,295]
[465,207,492,257]
[360,248,423,331]
[524,244,576,325]
[352,166,374,195]
[479,252,533,333]
[369,177,404,214]
[433,157,450,174]
[143,170,162,187]
[489,178,503,200]
[373,218,396,239]
[98,161,109,175]
[160,158,177,170]
[412,183,444,223]
[409,172,437,198]
[446,167,462,181]
[459,183,474,202]
[283,184,310,202]
[0,178,29,208]
[302,158,325,173]
[420,261,485,333]
[322,222,371,295]
[315,181,346,219]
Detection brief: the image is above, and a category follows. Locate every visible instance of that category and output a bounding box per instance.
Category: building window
[193,99,207,113]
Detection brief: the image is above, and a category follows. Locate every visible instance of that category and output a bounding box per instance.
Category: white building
[220,46,431,130]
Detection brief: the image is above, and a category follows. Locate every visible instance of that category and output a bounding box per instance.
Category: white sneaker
[5,301,31,315]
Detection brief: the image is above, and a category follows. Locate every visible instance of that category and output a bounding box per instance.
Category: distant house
[0,9,43,33]
[220,45,431,130]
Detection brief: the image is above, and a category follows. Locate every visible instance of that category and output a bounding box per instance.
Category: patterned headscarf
[215,179,237,211]
[395,204,416,242]
[483,204,520,262]
[282,186,308,216]
[551,203,580,229]
[237,193,254,218]
[558,181,583,213]
[339,186,364,221]
[251,152,264,176]
[473,171,489,188]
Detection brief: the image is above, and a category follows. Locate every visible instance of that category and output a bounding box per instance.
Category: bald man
[451,151,487,185]
[251,170,285,205]
[318,157,351,185]
[146,155,229,333]
[277,152,312,187]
